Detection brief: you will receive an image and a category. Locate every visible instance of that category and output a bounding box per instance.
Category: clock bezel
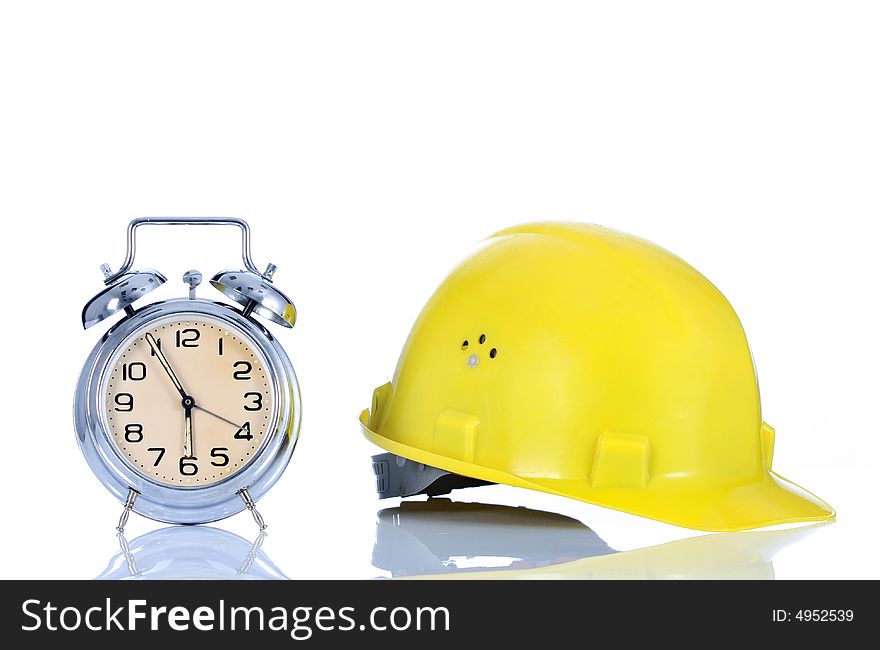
[75,298,300,525]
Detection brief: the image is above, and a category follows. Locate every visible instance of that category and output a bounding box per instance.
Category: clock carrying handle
[102,217,262,285]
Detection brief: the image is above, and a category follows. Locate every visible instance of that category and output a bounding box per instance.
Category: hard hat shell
[360,222,835,532]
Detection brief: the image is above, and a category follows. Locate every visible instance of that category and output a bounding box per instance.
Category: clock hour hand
[183,402,195,459]
[145,332,188,401]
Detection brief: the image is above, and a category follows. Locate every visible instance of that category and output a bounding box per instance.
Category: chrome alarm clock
[75,218,300,531]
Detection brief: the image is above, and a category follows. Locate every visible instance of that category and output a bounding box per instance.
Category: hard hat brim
[360,409,836,533]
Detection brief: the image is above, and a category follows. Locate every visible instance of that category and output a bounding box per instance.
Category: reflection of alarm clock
[98,526,288,580]
[75,218,300,530]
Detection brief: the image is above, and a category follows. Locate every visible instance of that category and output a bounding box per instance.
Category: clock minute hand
[145,332,188,401]
[145,332,197,459]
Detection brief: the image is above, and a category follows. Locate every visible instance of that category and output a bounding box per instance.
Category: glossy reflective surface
[96,499,824,580]
[373,500,824,580]
[97,526,288,580]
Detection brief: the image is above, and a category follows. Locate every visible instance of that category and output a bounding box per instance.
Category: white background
[0,1,877,579]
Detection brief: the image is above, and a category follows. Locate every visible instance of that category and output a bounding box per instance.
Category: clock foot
[238,487,267,531]
[116,488,139,533]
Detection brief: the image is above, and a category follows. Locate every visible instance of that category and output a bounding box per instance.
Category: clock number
[179,457,198,476]
[114,393,134,412]
[149,338,162,356]
[234,422,253,441]
[218,337,224,356]
[210,447,230,467]
[175,328,200,348]
[147,447,165,466]
[243,392,263,411]
[124,423,143,443]
[122,362,147,381]
[233,361,252,380]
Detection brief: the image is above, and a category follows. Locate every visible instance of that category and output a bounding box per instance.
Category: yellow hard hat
[360,222,835,532]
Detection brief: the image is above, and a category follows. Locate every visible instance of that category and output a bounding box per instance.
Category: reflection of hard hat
[360,222,835,532]
[373,500,824,580]
[373,500,616,577]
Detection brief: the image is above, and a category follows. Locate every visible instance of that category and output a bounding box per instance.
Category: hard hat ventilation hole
[479,334,487,344]
[490,348,497,358]
[461,340,469,350]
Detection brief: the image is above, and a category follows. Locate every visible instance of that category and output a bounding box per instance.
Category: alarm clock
[74,217,301,531]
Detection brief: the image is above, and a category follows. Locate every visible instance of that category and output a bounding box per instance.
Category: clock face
[101,314,277,487]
